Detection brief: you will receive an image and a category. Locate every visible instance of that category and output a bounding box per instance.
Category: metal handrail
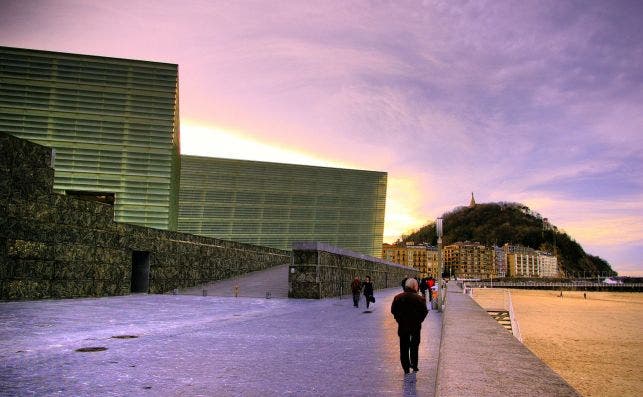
[465,281,643,288]
[505,289,522,342]
[441,282,448,309]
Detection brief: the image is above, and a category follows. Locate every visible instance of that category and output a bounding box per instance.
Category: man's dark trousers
[399,327,421,372]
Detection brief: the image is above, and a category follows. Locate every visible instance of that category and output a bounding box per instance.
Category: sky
[1,0,642,275]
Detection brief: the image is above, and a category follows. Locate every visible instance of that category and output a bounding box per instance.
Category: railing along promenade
[463,281,643,291]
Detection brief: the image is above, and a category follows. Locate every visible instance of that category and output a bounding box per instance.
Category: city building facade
[505,244,539,277]
[493,245,507,278]
[382,243,438,277]
[443,241,495,279]
[537,251,559,278]
[502,244,558,278]
[0,46,181,230]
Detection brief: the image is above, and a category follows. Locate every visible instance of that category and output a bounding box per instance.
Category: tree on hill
[398,202,615,277]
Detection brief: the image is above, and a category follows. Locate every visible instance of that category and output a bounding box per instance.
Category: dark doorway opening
[131,251,150,293]
[66,190,115,205]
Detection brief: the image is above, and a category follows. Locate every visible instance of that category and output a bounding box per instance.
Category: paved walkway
[0,289,441,396]
[180,264,290,298]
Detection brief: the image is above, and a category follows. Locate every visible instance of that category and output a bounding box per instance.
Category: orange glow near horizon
[180,120,340,168]
[180,120,427,243]
[180,124,643,252]
[383,176,429,243]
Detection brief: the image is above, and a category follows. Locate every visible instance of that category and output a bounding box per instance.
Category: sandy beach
[472,288,643,397]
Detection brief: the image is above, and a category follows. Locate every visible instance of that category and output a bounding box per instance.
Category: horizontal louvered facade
[0,46,180,230]
[178,156,387,257]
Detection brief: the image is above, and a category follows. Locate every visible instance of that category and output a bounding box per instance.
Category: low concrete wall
[436,282,580,397]
[289,242,416,299]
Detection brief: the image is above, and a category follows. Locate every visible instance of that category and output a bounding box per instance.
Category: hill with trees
[398,202,615,277]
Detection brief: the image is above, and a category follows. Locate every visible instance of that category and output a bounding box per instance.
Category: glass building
[178,156,387,257]
[0,46,180,230]
[1,46,388,256]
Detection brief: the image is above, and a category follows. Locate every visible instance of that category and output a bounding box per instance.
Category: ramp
[178,264,290,298]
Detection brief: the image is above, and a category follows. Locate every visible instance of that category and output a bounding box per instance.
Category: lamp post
[544,218,558,277]
[436,217,443,312]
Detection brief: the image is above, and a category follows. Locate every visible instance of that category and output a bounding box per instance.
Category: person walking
[400,275,408,290]
[362,276,375,309]
[350,276,362,307]
[419,277,428,298]
[391,278,428,376]
[427,277,436,304]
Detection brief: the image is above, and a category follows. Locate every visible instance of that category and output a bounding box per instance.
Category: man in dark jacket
[362,276,375,310]
[400,275,408,290]
[391,278,428,375]
[419,278,428,297]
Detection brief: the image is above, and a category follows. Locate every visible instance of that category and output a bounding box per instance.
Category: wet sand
[472,288,643,397]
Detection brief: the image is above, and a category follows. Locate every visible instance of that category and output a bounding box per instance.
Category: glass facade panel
[178,156,387,257]
[0,46,180,230]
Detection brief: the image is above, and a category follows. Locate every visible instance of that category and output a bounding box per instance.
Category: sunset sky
[1,0,641,275]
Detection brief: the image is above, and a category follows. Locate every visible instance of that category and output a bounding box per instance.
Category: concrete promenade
[0,288,442,396]
[436,282,580,397]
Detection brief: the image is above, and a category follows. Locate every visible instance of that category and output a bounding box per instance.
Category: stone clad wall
[120,226,290,294]
[0,133,290,300]
[289,242,416,299]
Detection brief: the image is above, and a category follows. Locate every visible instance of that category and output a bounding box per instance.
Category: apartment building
[493,245,507,278]
[382,242,437,277]
[443,241,495,279]
[505,244,539,277]
[537,251,559,278]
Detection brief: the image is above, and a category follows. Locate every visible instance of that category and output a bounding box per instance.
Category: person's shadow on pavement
[402,373,417,396]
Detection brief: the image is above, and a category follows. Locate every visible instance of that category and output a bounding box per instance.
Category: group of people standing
[350,275,437,309]
[350,276,375,309]
[412,277,435,302]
